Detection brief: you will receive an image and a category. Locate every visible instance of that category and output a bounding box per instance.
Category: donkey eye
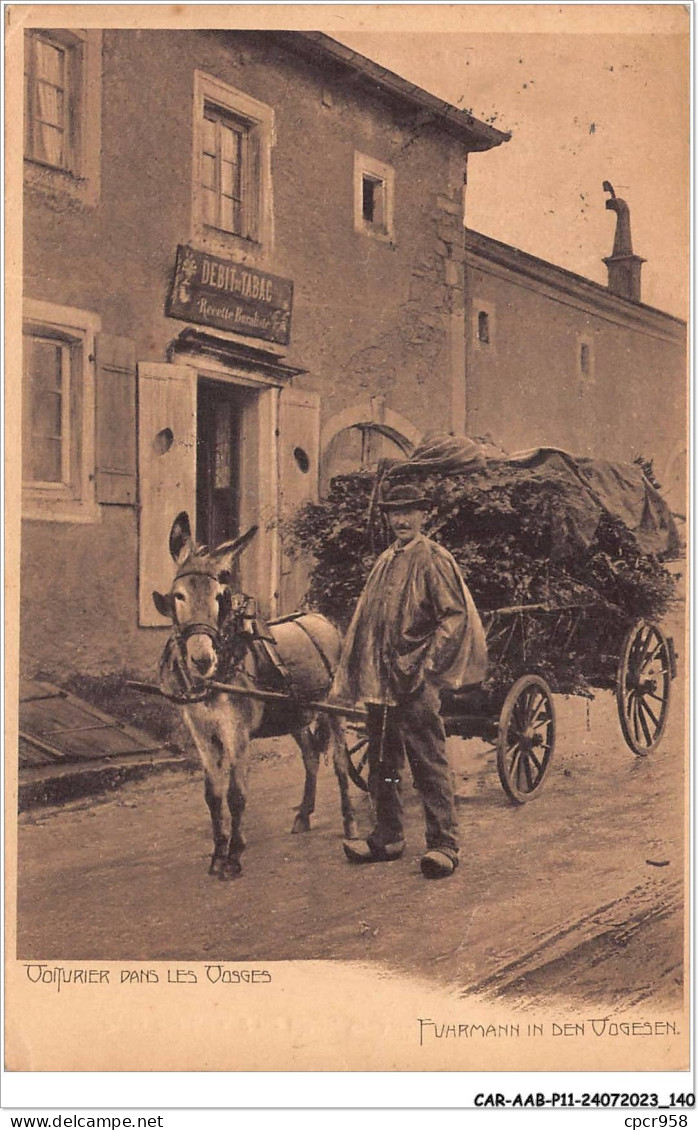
[173,592,185,602]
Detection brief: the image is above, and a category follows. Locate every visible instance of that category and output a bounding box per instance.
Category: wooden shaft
[125,679,368,722]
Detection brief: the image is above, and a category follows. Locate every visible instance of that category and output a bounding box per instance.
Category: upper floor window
[577,334,595,381]
[477,310,490,344]
[354,152,394,243]
[23,29,102,205]
[24,31,77,171]
[193,71,273,258]
[22,299,100,523]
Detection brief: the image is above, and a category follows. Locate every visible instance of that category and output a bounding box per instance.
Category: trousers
[365,683,459,859]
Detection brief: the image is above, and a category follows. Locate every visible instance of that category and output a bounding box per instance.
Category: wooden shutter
[278,387,320,613]
[95,333,137,504]
[138,363,197,627]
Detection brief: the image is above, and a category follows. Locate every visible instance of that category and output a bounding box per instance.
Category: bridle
[165,573,253,700]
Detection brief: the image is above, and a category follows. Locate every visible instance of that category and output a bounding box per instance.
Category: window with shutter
[22,299,100,523]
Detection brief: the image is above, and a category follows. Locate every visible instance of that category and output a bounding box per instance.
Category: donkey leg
[213,722,249,881]
[291,725,320,834]
[328,714,359,840]
[220,764,247,880]
[204,772,229,876]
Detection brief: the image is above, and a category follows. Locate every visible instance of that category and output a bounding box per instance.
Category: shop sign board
[167,244,293,345]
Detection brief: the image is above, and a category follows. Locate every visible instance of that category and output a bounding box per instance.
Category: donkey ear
[152,591,174,619]
[210,525,259,573]
[169,511,194,565]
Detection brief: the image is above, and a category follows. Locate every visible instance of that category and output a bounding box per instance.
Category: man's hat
[379,483,431,511]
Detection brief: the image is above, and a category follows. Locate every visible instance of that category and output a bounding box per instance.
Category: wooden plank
[19,679,65,702]
[19,730,67,760]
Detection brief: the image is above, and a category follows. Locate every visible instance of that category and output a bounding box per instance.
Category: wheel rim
[346,736,370,791]
[617,621,671,756]
[497,675,556,804]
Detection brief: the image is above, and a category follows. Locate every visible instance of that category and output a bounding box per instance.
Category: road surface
[17,674,685,1011]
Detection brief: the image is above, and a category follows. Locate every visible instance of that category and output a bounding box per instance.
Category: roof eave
[268,31,511,152]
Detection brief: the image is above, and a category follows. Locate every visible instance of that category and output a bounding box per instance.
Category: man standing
[331,482,488,878]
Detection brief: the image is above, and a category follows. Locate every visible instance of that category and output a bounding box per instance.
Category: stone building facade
[20,29,508,677]
[463,229,687,512]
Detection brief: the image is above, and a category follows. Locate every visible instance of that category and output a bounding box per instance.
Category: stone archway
[320,401,421,496]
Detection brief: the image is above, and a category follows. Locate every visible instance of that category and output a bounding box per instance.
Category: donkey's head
[152,512,258,681]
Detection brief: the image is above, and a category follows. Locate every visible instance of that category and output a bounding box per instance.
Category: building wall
[464,238,686,506]
[21,29,469,677]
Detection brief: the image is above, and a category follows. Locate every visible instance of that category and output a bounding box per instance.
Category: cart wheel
[616,620,672,756]
[496,675,556,804]
[346,735,370,791]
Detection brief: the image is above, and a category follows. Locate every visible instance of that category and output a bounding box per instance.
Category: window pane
[35,122,65,167]
[220,159,241,200]
[220,123,241,164]
[31,339,63,391]
[35,39,65,86]
[36,82,64,127]
[33,390,62,439]
[202,115,217,155]
[23,337,65,483]
[202,187,218,227]
[201,152,216,191]
[214,410,232,489]
[31,438,63,483]
[219,195,242,234]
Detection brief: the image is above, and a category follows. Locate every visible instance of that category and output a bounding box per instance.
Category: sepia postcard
[4,2,691,1089]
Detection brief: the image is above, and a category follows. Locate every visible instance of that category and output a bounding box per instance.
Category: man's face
[388,507,425,544]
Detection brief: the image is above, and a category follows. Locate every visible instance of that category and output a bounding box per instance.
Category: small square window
[355,152,394,242]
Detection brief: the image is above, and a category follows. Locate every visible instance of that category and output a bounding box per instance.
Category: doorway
[196,379,252,550]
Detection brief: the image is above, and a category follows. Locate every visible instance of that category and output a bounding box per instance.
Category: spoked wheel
[496,675,556,804]
[346,733,370,791]
[617,620,673,756]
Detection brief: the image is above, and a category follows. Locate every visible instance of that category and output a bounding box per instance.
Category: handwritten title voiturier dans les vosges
[23,964,272,991]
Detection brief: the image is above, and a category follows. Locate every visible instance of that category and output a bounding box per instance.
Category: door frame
[178,352,282,619]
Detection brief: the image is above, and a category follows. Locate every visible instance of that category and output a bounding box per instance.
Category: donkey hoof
[219,858,242,881]
[291,812,311,834]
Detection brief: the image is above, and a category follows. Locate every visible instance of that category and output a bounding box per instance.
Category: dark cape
[331,534,488,707]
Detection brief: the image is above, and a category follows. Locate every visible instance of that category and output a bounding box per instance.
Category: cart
[345,602,677,804]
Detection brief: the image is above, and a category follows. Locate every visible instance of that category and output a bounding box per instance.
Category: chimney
[602,181,645,302]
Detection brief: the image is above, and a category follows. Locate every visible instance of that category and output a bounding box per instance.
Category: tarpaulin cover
[383,433,679,560]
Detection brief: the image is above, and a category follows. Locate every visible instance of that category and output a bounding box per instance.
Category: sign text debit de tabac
[167,245,293,346]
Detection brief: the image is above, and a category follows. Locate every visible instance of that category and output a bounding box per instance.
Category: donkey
[152,512,358,879]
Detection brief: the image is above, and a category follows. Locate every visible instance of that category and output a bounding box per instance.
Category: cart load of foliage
[286,434,680,693]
